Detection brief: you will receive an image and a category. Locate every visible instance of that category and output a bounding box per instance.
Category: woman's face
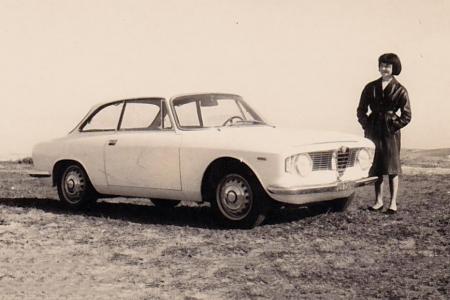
[379,62,393,78]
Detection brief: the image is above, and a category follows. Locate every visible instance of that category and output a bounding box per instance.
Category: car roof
[170,92,241,99]
[92,97,165,108]
[71,93,242,133]
[92,93,241,108]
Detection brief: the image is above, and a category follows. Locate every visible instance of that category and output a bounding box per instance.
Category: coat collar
[377,76,398,98]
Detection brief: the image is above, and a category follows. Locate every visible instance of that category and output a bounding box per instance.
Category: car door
[76,101,124,189]
[104,99,182,190]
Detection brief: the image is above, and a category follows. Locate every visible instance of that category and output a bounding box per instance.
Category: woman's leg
[372,176,384,209]
[388,175,399,211]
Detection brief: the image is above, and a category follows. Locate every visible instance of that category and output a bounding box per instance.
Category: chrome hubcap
[67,179,75,190]
[62,166,86,204]
[217,174,253,220]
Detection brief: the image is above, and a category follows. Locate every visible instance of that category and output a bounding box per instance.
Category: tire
[151,199,180,208]
[57,164,96,209]
[210,169,270,229]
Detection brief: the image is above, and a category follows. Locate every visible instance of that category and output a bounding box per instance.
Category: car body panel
[31,94,376,206]
[104,130,182,190]
[176,126,373,201]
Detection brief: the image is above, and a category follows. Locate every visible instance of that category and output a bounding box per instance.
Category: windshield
[172,94,265,129]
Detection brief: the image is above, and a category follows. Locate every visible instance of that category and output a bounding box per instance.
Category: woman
[357,53,412,214]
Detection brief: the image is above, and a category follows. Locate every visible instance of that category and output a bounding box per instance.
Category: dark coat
[357,77,411,176]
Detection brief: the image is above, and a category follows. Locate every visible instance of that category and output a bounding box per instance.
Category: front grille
[336,148,356,175]
[309,148,358,175]
[310,151,333,170]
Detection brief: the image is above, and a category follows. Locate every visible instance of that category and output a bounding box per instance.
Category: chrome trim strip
[28,170,51,178]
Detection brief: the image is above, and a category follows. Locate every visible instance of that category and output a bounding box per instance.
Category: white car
[31,93,377,228]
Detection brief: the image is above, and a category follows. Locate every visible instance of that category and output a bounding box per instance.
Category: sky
[1,0,449,159]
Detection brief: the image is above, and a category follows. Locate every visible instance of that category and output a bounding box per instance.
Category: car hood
[212,125,373,153]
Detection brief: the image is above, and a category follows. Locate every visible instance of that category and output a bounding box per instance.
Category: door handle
[108,139,118,146]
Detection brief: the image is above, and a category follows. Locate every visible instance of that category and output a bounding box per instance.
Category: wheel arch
[52,159,91,187]
[200,156,265,202]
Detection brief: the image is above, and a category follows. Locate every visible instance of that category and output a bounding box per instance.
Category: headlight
[285,153,313,176]
[357,148,374,170]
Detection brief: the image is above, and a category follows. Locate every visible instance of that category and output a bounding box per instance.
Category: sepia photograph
[1,0,449,299]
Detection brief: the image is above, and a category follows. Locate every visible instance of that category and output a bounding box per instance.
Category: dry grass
[0,160,449,299]
[401,148,450,168]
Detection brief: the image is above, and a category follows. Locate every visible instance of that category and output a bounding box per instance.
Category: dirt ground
[0,162,449,299]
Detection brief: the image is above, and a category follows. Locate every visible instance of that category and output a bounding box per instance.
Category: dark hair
[378,53,402,75]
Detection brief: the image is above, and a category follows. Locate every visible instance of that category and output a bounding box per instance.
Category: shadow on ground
[0,197,322,229]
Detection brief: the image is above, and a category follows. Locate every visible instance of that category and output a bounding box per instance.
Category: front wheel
[57,164,96,209]
[211,172,269,229]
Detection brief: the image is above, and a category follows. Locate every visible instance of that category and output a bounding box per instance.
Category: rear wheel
[211,170,269,229]
[57,164,96,208]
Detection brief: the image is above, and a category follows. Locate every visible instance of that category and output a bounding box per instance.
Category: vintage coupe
[31,93,377,228]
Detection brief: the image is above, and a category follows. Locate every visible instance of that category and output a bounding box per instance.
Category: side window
[174,101,201,127]
[81,102,123,131]
[120,100,173,130]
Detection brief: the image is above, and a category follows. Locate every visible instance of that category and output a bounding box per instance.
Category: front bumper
[267,176,378,205]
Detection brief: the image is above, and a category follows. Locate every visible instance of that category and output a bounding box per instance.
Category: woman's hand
[386,111,401,133]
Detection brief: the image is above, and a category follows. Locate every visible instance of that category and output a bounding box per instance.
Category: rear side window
[81,102,123,132]
[120,99,173,131]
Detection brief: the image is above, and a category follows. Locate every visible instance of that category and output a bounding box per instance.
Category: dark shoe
[368,206,383,212]
[385,208,397,214]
